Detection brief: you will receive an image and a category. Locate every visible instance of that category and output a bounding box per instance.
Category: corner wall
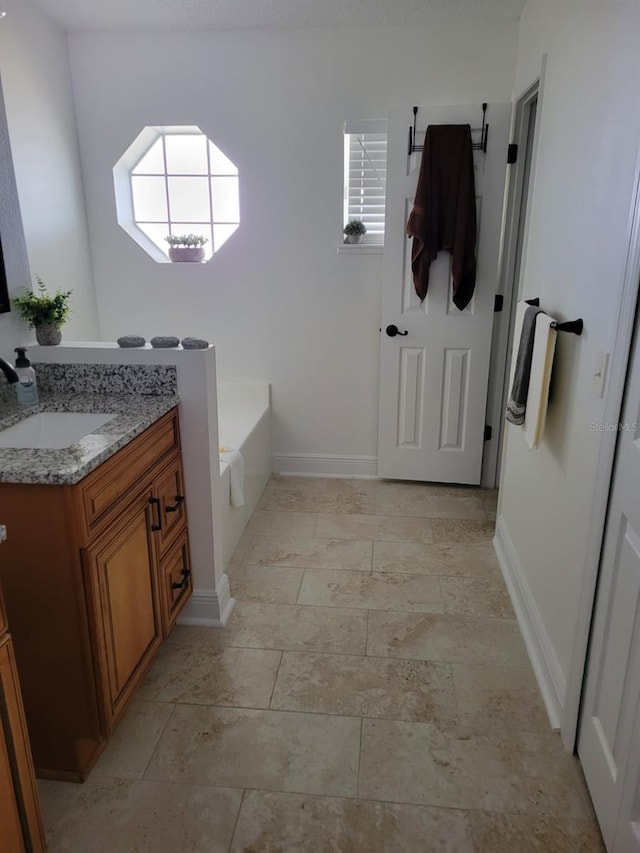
[0,77,31,362]
[496,0,640,721]
[0,0,98,341]
[67,22,517,463]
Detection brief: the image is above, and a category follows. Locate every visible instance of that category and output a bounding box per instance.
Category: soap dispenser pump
[14,347,39,406]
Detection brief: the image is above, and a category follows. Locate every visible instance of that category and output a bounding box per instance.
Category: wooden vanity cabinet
[0,408,191,781]
[0,579,46,852]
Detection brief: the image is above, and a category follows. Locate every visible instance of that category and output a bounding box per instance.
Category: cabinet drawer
[159,533,192,634]
[79,409,179,543]
[152,454,187,555]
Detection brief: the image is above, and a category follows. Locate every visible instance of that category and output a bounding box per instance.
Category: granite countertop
[0,393,179,486]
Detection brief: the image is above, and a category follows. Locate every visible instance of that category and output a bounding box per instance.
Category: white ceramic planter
[169,247,205,263]
[35,325,62,346]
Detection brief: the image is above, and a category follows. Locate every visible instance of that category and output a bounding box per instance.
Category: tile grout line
[140,700,468,725]
[295,568,306,604]
[139,701,178,781]
[448,660,463,731]
[227,788,247,853]
[126,775,594,819]
[364,608,370,657]
[267,650,284,710]
[241,565,503,582]
[356,715,364,799]
[198,641,530,667]
[221,599,512,620]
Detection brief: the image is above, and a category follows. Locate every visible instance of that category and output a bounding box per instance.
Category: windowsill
[336,244,384,255]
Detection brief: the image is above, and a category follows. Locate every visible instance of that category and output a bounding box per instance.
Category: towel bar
[408,103,489,156]
[524,298,584,336]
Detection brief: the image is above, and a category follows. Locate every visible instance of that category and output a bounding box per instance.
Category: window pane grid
[137,220,239,226]
[132,172,240,178]
[129,130,239,259]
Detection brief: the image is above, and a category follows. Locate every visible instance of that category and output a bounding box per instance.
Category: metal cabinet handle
[165,495,185,514]
[149,497,162,531]
[385,324,408,337]
[171,568,190,590]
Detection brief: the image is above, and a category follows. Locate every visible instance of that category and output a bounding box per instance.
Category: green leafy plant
[165,233,209,248]
[343,219,367,236]
[12,277,72,328]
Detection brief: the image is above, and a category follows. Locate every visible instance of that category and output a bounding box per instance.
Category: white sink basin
[0,412,116,450]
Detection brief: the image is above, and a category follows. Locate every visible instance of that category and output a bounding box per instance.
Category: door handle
[149,497,162,532]
[385,324,408,337]
[165,495,184,514]
[171,568,191,590]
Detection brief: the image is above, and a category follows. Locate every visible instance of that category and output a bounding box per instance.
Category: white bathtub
[217,383,271,568]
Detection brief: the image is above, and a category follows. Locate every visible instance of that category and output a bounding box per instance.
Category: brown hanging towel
[406,124,477,311]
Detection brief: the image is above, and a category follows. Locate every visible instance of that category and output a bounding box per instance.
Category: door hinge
[494,294,504,312]
[507,143,518,164]
[484,425,493,441]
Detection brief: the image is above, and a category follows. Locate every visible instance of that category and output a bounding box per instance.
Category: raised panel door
[88,492,162,728]
[378,103,510,483]
[579,311,640,851]
[0,635,45,852]
[0,716,25,853]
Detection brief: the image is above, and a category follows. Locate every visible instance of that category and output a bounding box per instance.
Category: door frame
[482,77,541,487]
[562,146,640,751]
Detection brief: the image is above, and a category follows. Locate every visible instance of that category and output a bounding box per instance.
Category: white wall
[0,0,98,341]
[497,0,640,717]
[68,23,517,460]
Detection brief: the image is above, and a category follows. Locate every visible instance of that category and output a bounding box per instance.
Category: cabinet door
[159,532,192,634]
[87,492,162,729]
[153,454,187,555]
[0,636,45,853]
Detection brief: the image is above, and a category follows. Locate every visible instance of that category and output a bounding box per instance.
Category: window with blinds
[343,119,388,247]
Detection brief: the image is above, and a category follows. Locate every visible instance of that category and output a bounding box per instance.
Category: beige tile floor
[39,477,605,852]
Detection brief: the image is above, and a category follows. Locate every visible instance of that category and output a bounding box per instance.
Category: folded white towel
[524,313,557,449]
[220,448,245,506]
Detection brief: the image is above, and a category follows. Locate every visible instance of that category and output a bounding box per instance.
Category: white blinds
[344,119,388,246]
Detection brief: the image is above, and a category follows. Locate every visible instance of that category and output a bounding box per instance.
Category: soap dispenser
[14,347,39,406]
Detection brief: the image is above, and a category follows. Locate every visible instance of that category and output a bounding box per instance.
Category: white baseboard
[273,452,378,478]
[177,574,235,627]
[493,515,566,730]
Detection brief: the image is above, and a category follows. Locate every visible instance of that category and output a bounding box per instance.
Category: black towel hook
[408,104,489,157]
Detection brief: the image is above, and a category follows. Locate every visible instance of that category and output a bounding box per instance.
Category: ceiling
[33,0,526,33]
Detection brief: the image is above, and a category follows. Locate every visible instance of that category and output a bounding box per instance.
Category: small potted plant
[343,219,367,244]
[12,276,72,346]
[165,234,208,263]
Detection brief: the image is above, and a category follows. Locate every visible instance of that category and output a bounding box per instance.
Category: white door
[578,304,640,851]
[378,103,510,483]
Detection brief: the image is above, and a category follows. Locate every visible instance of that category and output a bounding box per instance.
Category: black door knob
[385,324,409,337]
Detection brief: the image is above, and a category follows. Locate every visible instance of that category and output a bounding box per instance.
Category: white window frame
[113,125,239,264]
[341,119,388,251]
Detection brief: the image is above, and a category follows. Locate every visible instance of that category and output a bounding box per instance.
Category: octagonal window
[113,126,240,263]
